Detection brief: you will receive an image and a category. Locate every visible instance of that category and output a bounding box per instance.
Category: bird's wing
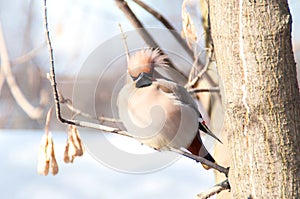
[155,79,198,110]
[155,78,222,143]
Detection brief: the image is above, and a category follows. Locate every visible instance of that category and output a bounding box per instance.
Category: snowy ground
[0,130,216,199]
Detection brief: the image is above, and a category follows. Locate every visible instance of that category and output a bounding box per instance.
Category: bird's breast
[117,82,198,149]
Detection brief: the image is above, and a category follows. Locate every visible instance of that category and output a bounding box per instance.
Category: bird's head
[127,48,167,88]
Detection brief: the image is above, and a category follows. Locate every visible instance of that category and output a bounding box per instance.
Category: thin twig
[169,147,229,176]
[118,23,130,63]
[197,179,231,199]
[132,0,194,59]
[11,43,46,66]
[114,0,188,80]
[188,87,220,94]
[59,96,122,123]
[45,106,54,135]
[57,90,121,123]
[43,0,129,137]
[180,2,218,90]
[115,0,157,47]
[0,66,4,95]
[186,48,212,88]
[44,0,68,124]
[98,115,122,123]
[0,44,46,96]
[0,22,43,119]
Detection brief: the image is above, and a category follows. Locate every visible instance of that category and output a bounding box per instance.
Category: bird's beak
[133,72,152,88]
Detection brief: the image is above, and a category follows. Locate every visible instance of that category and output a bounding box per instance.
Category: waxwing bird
[117,48,221,169]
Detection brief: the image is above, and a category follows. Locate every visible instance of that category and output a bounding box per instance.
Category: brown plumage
[118,48,220,170]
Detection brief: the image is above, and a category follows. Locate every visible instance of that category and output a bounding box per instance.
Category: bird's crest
[127,48,168,78]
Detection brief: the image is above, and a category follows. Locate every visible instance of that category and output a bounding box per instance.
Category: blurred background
[0,0,299,198]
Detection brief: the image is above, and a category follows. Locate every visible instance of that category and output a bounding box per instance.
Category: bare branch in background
[181,1,219,90]
[11,43,46,66]
[0,67,4,95]
[0,22,44,119]
[115,0,188,80]
[132,0,194,59]
[0,43,46,100]
[186,48,212,88]
[118,23,130,62]
[115,0,157,47]
[197,179,231,199]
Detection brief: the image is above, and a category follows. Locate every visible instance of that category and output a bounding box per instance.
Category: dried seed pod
[49,134,59,175]
[51,152,59,175]
[71,125,84,156]
[37,133,50,176]
[64,125,85,163]
[46,132,53,161]
[63,142,70,163]
[37,132,59,176]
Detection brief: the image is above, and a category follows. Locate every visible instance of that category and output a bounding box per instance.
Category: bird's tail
[187,133,216,170]
[198,121,222,144]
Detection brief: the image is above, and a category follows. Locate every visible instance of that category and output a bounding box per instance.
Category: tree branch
[0,22,44,119]
[45,106,54,135]
[168,147,229,176]
[186,48,212,88]
[114,0,188,80]
[11,43,46,66]
[197,179,231,199]
[0,43,46,97]
[0,66,5,95]
[188,87,220,94]
[132,0,194,59]
[115,0,157,47]
[118,23,130,63]
[43,0,131,137]
[58,91,121,124]
[180,4,218,90]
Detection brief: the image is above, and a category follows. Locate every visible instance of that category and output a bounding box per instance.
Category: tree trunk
[209,0,300,198]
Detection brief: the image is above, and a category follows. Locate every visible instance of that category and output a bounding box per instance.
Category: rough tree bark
[209,0,300,198]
